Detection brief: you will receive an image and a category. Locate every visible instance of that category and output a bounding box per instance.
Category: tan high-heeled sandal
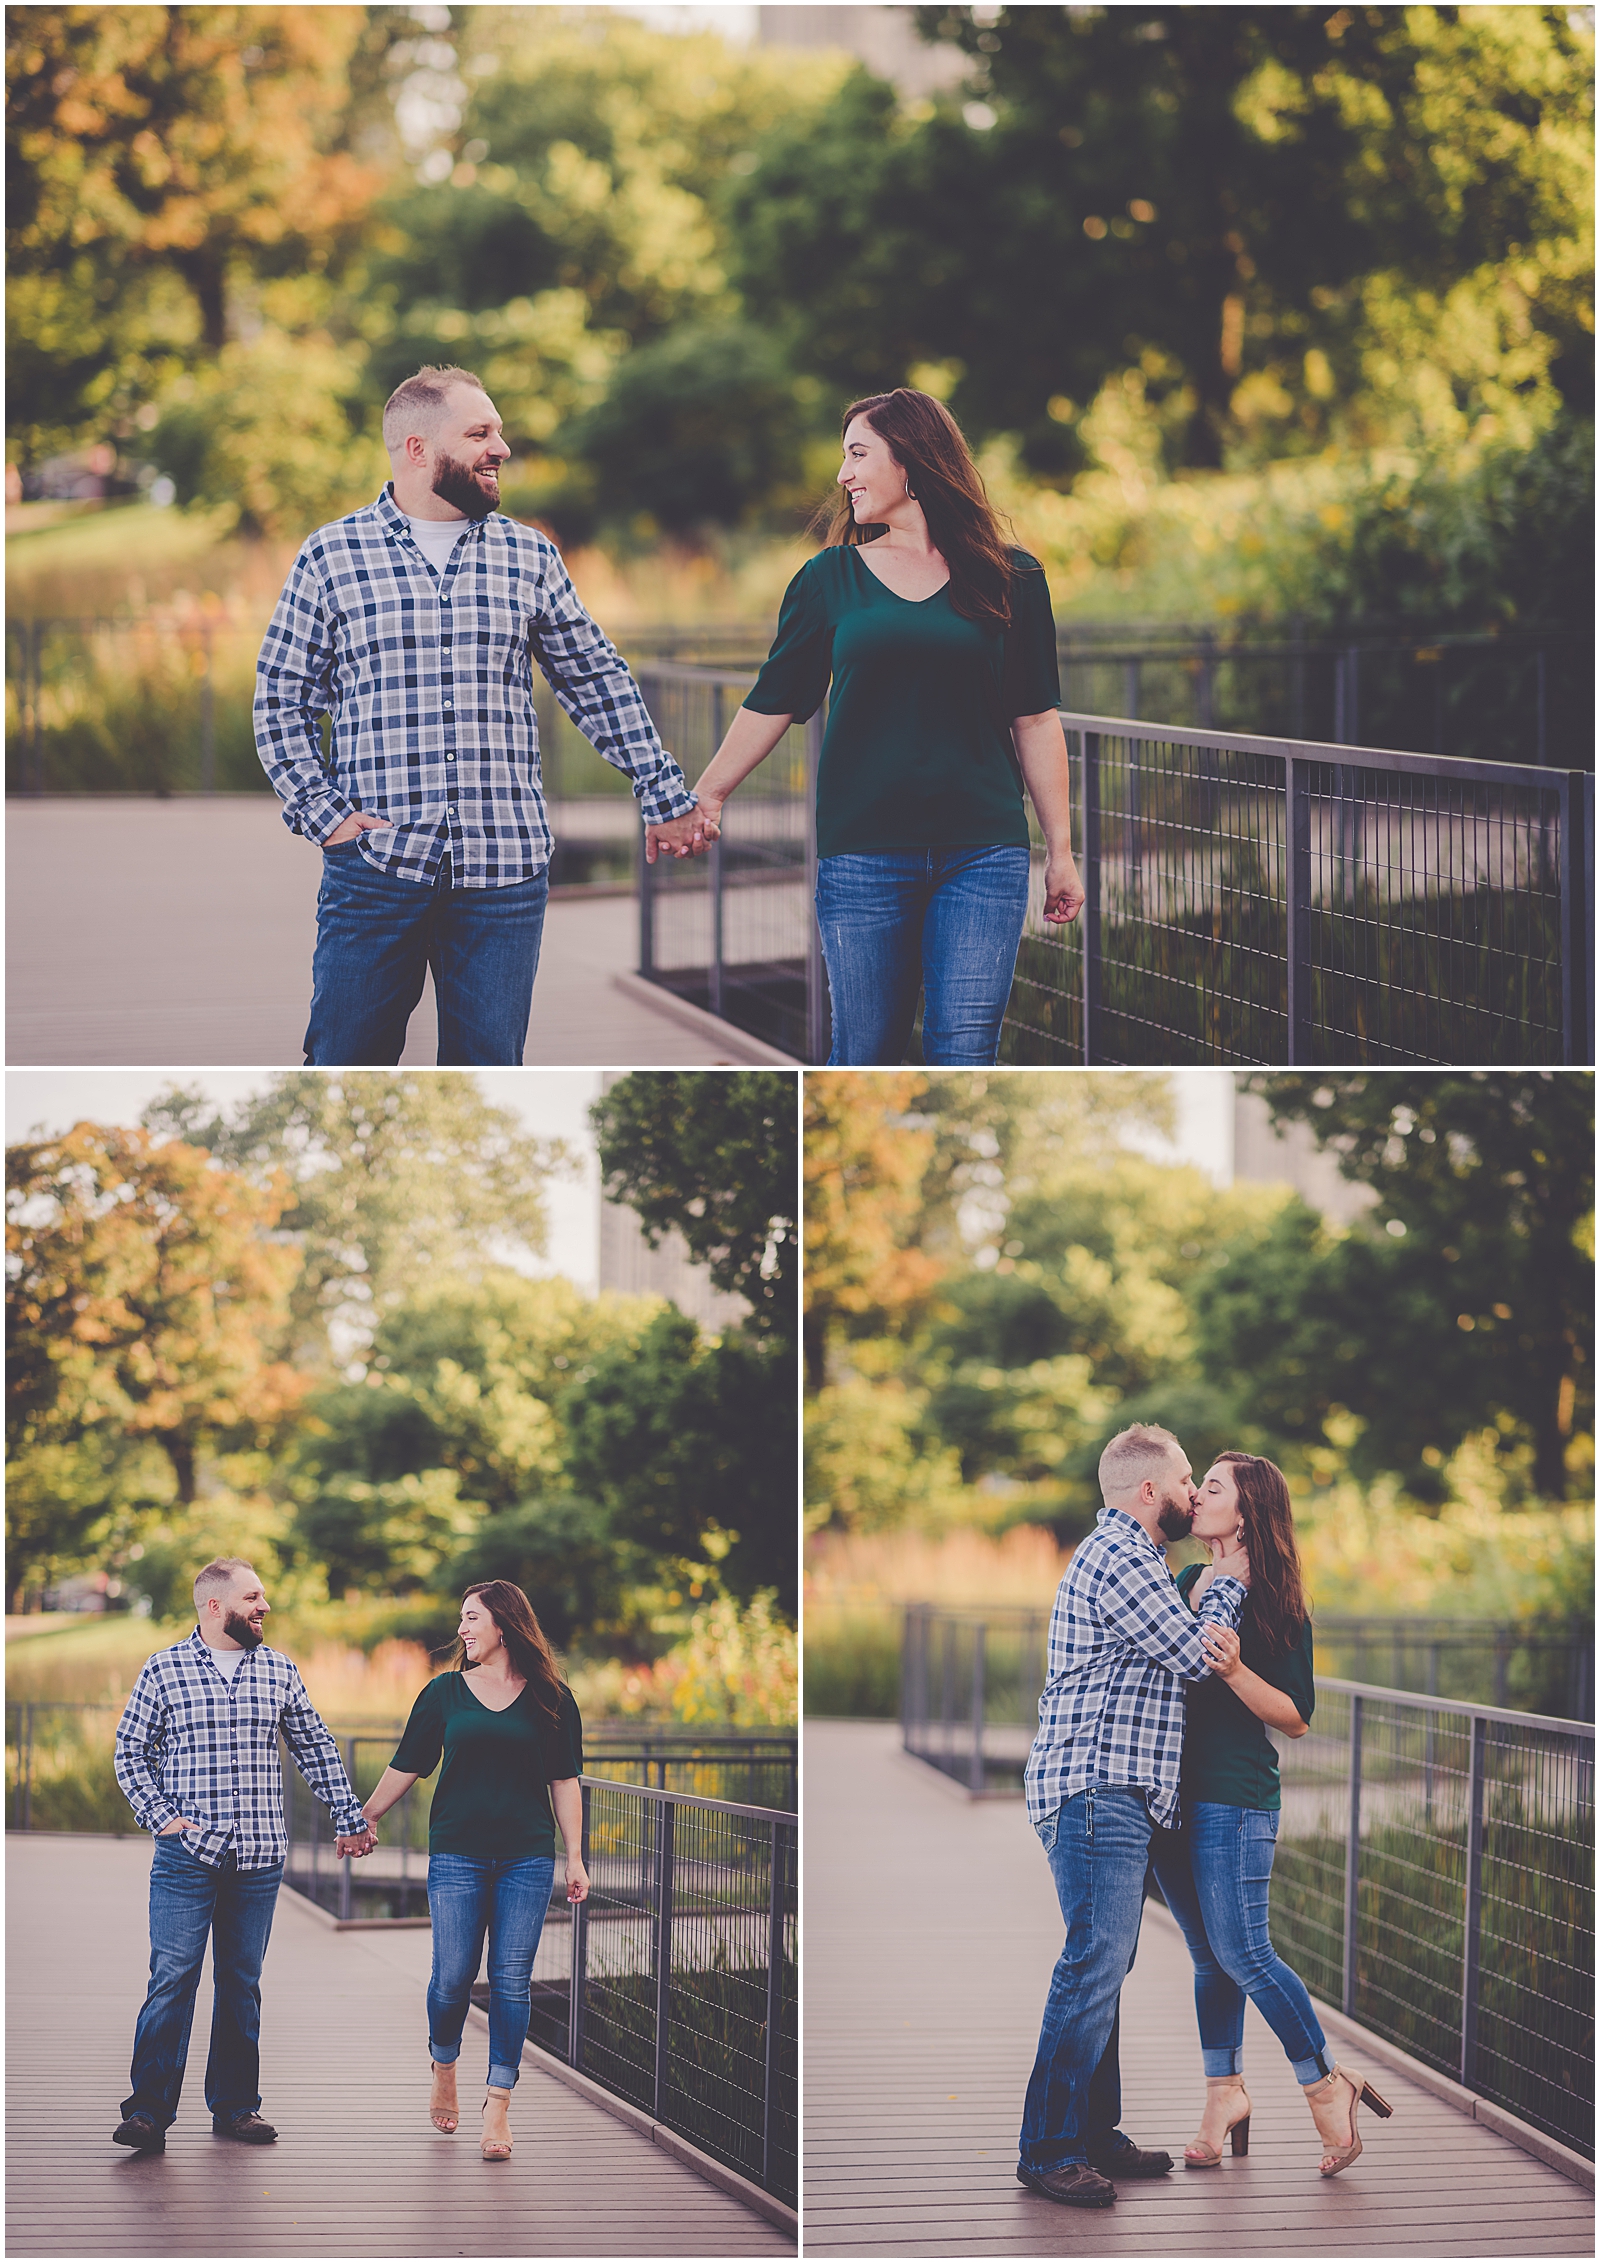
[480,2085,513,2161]
[1304,2062,1393,2176]
[429,2061,458,2135]
[1184,2075,1251,2167]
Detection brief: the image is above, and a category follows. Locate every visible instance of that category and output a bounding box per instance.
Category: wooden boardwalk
[5,798,781,1067]
[804,1720,1594,2258]
[5,1832,791,2257]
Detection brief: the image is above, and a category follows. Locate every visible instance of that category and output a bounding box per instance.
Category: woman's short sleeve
[391,1678,446,1778]
[542,1686,584,1781]
[1280,1621,1316,1727]
[1001,553,1061,720]
[744,562,832,721]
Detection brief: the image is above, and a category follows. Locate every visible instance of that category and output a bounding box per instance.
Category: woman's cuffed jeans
[1149,1803,1329,2085]
[305,846,547,1066]
[426,1852,557,2090]
[123,1836,284,2131]
[815,843,1031,1065]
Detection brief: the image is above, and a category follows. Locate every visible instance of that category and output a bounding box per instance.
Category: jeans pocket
[1036,1806,1061,1854]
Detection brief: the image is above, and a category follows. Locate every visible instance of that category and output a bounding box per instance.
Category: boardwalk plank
[6,1833,791,2257]
[803,1721,1593,2259]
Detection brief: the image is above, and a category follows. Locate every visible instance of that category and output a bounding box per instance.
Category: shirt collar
[1098,1503,1164,1558]
[376,482,493,544]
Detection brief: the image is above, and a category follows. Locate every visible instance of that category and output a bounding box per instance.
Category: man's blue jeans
[305,844,548,1065]
[427,1853,557,2090]
[1019,1789,1153,2174]
[815,843,1031,1065]
[122,1837,284,2131]
[1149,1805,1329,2084]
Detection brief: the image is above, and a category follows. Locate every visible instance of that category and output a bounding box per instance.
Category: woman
[1150,1453,1394,2176]
[680,387,1085,1065]
[358,1581,589,2161]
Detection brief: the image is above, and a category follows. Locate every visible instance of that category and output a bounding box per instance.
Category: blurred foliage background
[802,1070,1593,1715]
[6,2,1593,649]
[6,1070,798,1729]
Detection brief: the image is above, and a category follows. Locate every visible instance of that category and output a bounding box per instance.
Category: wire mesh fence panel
[636,666,812,1059]
[900,1606,1050,1794]
[556,1781,797,2204]
[1273,1685,1595,2159]
[4,1700,130,1833]
[1313,1621,1594,1721]
[585,1735,798,1813]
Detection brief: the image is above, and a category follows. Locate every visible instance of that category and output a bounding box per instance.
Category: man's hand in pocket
[323,812,389,846]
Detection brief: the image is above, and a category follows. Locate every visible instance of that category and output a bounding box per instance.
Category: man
[1016,1424,1250,2208]
[110,1559,373,2152]
[254,364,710,1065]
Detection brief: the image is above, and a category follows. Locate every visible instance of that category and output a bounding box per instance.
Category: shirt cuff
[634,774,698,825]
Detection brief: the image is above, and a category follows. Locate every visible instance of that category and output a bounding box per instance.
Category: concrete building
[595,1073,749,1331]
[1230,1080,1377,1228]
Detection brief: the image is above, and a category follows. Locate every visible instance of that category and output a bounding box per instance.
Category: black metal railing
[896,1608,1594,2158]
[534,1778,798,2204]
[898,1608,1595,1797]
[631,667,1593,1067]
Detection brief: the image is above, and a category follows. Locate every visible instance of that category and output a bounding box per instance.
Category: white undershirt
[405,514,470,574]
[206,1645,247,1681]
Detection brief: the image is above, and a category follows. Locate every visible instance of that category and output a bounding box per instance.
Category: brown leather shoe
[112,2113,165,2152]
[1016,2162,1116,2207]
[1087,2137,1175,2178]
[213,2112,277,2143]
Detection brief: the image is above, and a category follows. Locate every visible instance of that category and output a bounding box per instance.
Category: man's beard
[224,1609,264,1651]
[431,449,499,520]
[1155,1491,1196,1542]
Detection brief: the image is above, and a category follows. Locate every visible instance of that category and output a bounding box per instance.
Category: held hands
[323,811,390,847]
[644,803,721,864]
[1201,1625,1243,1681]
[1042,847,1086,926]
[566,1857,591,1905]
[336,1827,377,1860]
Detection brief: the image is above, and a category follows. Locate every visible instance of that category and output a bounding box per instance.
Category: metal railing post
[23,1703,35,1831]
[708,683,724,1019]
[1082,731,1101,1065]
[1559,771,1594,1065]
[805,708,827,1063]
[199,625,216,794]
[762,1820,787,2190]
[568,1782,591,2072]
[339,1739,355,1922]
[1461,1714,1487,2088]
[652,1795,675,2118]
[638,672,657,980]
[1286,754,1312,1062]
[1342,1693,1363,2017]
[969,1623,986,1795]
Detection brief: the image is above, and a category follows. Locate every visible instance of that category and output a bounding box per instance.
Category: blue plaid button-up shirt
[1024,1507,1246,1831]
[253,487,696,886]
[114,1628,366,1871]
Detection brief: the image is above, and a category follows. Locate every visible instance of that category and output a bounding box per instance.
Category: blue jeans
[1019,1788,1154,2173]
[305,845,547,1065]
[815,843,1031,1065]
[427,1853,556,2090]
[1149,1805,1329,2084]
[123,1837,283,2131]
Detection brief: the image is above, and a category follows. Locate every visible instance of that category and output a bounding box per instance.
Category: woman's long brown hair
[1215,1452,1309,1658]
[449,1580,565,1722]
[822,388,1024,628]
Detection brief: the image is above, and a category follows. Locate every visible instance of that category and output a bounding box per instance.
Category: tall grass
[804,1525,1072,1718]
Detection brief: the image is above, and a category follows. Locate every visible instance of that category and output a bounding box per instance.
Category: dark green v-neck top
[1177,1562,1315,1813]
[390,1672,584,1858]
[743,544,1060,858]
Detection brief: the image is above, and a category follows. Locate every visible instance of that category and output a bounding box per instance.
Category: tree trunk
[176,250,228,353]
[164,1434,198,1504]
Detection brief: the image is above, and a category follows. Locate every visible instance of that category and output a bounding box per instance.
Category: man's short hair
[1098,1423,1183,1502]
[382,366,487,454]
[193,1558,255,1612]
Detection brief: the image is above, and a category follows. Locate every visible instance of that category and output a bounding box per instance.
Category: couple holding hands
[111,1565,585,2165]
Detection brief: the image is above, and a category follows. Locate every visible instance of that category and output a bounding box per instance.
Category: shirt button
[443,699,453,709]
[446,752,455,761]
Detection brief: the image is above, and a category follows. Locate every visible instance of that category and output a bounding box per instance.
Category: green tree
[145,1072,571,1363]
[731,5,1593,470]
[1223,1072,1595,1497]
[5,1123,304,1605]
[590,1071,798,1347]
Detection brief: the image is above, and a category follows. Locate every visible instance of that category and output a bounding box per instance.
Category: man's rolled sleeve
[113,1672,178,1836]
[253,552,356,844]
[280,1672,367,1837]
[531,556,697,825]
